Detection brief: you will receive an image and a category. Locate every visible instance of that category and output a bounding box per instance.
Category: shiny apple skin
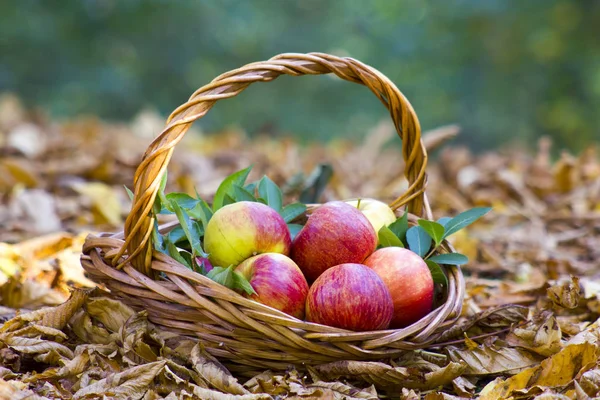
[364,247,434,328]
[204,201,291,268]
[305,263,393,331]
[290,201,377,282]
[235,253,309,319]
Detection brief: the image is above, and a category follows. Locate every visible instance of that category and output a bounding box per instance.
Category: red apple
[305,263,393,331]
[363,247,434,328]
[235,253,309,319]
[204,201,291,268]
[290,201,377,281]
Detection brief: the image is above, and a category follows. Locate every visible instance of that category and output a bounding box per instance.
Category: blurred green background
[1,0,599,151]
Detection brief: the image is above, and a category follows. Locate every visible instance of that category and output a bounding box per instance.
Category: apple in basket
[344,198,397,233]
[204,201,291,268]
[305,263,393,331]
[364,247,434,328]
[235,253,309,319]
[290,201,377,282]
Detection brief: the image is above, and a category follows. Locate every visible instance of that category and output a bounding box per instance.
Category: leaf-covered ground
[0,93,599,399]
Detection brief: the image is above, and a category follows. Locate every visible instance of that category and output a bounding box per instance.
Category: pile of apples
[203,199,434,332]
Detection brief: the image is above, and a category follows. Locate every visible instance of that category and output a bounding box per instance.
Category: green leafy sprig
[127,166,306,294]
[377,207,492,285]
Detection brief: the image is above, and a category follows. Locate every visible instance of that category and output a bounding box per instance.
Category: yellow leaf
[0,157,39,188]
[480,342,599,399]
[71,182,123,225]
[547,276,581,309]
[505,312,563,356]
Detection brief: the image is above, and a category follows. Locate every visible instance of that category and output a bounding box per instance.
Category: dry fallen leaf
[479,342,599,399]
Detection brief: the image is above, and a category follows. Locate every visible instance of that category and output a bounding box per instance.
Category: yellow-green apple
[204,201,291,268]
[235,253,309,319]
[364,247,433,328]
[305,263,393,331]
[290,201,377,281]
[344,198,396,233]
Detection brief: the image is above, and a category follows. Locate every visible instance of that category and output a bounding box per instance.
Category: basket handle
[119,52,429,276]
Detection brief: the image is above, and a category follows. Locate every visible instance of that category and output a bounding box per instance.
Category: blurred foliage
[1,0,599,151]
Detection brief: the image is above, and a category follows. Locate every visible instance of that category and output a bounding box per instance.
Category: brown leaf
[86,297,135,333]
[191,343,249,395]
[244,370,292,396]
[1,336,73,359]
[446,342,543,375]
[479,342,599,399]
[505,311,562,356]
[73,360,167,399]
[437,304,529,343]
[577,368,600,398]
[0,377,52,400]
[451,376,476,398]
[312,360,465,391]
[189,384,273,400]
[120,311,161,366]
[69,308,114,345]
[30,352,90,381]
[307,380,379,399]
[547,276,581,309]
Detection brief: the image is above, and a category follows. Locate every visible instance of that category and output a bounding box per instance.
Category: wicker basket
[81,52,465,375]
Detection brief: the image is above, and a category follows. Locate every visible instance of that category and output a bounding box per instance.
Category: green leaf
[378,226,405,248]
[170,201,208,258]
[206,265,235,288]
[165,193,200,210]
[257,175,283,212]
[166,238,192,269]
[406,226,432,257]
[166,225,187,245]
[154,172,169,215]
[232,184,257,202]
[388,212,409,241]
[280,203,307,223]
[244,181,257,195]
[442,207,492,239]
[428,253,469,266]
[233,271,256,295]
[287,223,304,241]
[417,219,446,246]
[189,197,212,228]
[425,260,448,286]
[212,166,253,211]
[152,219,167,254]
[299,163,333,203]
[222,193,236,207]
[124,185,134,202]
[438,216,452,227]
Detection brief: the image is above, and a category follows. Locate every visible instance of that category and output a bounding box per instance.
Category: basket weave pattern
[81,53,465,373]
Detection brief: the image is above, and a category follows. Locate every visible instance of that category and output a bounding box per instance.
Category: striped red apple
[364,247,434,328]
[235,253,309,319]
[305,263,394,331]
[290,201,377,281]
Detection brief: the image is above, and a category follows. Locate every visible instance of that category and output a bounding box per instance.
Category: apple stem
[356,198,362,209]
[424,246,438,260]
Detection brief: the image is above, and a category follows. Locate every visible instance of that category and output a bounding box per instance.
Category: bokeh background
[2,0,599,152]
